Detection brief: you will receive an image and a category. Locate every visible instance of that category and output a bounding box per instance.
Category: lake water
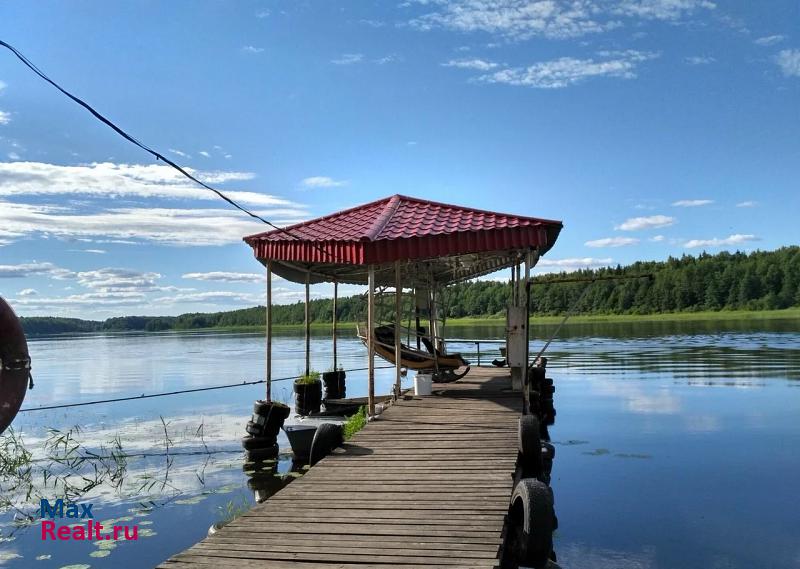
[1,320,799,568]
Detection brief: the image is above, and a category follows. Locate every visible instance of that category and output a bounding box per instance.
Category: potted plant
[294,371,322,416]
[322,365,346,400]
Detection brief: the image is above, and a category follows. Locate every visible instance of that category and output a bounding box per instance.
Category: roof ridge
[364,194,403,241]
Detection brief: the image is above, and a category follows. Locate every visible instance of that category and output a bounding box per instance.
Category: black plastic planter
[322,370,346,400]
[294,380,322,416]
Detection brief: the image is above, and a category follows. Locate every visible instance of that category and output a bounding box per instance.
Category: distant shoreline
[24,307,800,337]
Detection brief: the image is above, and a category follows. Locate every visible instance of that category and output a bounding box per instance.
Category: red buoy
[0,296,31,435]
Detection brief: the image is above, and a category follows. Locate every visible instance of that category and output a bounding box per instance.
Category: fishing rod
[527,273,654,365]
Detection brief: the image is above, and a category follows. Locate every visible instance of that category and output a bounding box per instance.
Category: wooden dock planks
[158,367,521,569]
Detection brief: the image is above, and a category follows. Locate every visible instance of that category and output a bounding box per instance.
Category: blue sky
[0,1,798,319]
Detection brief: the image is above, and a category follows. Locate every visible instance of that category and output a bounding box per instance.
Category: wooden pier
[158,367,522,569]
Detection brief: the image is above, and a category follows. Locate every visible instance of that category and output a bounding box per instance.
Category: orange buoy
[0,296,31,435]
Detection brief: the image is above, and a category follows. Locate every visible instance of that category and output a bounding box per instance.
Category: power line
[18,365,395,413]
[0,39,338,261]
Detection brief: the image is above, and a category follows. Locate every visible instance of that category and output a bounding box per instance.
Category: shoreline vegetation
[19,246,800,336]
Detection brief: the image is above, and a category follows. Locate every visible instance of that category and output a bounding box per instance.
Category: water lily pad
[58,565,90,569]
[0,552,22,561]
[0,536,16,542]
[100,516,134,525]
[138,528,157,537]
[36,554,52,561]
[89,550,111,558]
[94,540,117,550]
[214,484,240,494]
[174,495,207,505]
[138,520,153,526]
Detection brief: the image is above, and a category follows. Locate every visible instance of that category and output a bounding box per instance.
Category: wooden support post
[367,265,376,418]
[429,283,439,375]
[304,271,310,377]
[265,262,272,403]
[332,280,338,371]
[523,251,532,413]
[394,261,402,399]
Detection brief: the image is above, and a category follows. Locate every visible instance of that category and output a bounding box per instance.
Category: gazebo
[244,194,563,417]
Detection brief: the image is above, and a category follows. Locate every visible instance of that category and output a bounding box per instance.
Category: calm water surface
[1,320,799,568]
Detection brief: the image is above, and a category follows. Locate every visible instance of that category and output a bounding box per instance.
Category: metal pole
[394,261,402,399]
[332,280,338,370]
[367,265,376,418]
[304,271,310,377]
[265,262,272,403]
[429,283,439,375]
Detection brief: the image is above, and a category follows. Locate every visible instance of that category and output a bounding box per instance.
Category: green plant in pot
[294,371,322,416]
[322,365,346,400]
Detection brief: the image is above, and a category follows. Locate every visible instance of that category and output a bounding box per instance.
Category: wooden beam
[266,261,272,403]
[304,271,310,377]
[367,265,375,418]
[332,279,338,371]
[394,261,402,399]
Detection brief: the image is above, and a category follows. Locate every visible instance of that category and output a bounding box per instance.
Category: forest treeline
[19,246,800,335]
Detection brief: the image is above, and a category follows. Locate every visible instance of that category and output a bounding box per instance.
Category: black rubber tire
[245,420,264,436]
[245,444,279,462]
[518,415,542,474]
[508,478,555,568]
[541,442,555,461]
[253,400,291,420]
[309,423,344,466]
[242,435,278,450]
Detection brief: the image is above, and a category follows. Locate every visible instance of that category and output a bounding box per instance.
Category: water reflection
[1,324,799,568]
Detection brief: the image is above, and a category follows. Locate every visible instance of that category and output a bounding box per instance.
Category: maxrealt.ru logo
[40,499,138,541]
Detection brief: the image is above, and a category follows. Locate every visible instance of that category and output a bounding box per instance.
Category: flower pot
[294,380,322,416]
[322,370,346,400]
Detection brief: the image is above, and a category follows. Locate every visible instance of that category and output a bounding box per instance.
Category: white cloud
[375,55,402,65]
[0,80,6,92]
[649,235,665,242]
[256,10,270,18]
[685,56,715,65]
[198,151,210,158]
[331,53,364,65]
[615,214,676,231]
[0,161,293,207]
[776,49,800,77]
[0,200,303,246]
[672,199,713,207]
[0,110,11,125]
[359,19,385,27]
[610,0,715,21]
[585,237,640,247]
[301,176,347,188]
[242,46,265,54]
[182,271,265,283]
[442,58,499,70]
[76,268,162,292]
[754,35,785,46]
[83,249,107,254]
[407,0,714,40]
[684,234,759,248]
[536,257,613,271]
[18,288,37,296]
[736,200,757,207]
[153,291,262,305]
[168,148,190,158]
[477,51,659,88]
[0,261,75,280]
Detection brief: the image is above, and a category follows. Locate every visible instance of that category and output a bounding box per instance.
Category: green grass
[343,406,367,441]
[295,371,321,384]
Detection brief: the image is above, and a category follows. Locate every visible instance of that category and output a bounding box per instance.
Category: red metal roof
[244,194,563,266]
